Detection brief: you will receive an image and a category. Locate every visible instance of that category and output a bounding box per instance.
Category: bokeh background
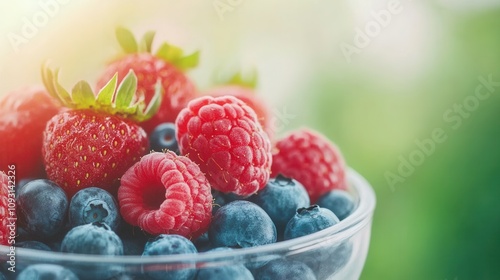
[1,0,499,279]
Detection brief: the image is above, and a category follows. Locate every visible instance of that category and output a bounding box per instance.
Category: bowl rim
[0,168,376,265]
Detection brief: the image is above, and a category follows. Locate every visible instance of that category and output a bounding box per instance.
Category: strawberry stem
[215,68,258,89]
[139,31,156,53]
[116,26,138,54]
[115,27,200,71]
[41,64,163,122]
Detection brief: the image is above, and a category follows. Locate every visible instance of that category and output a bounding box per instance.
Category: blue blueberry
[287,241,353,280]
[250,175,310,235]
[16,227,32,241]
[16,264,78,280]
[69,187,121,231]
[150,122,179,154]
[284,205,339,240]
[195,247,253,280]
[62,222,123,255]
[5,241,52,274]
[16,179,68,240]
[16,241,51,251]
[316,190,355,220]
[142,234,198,280]
[209,201,277,248]
[16,178,34,190]
[61,222,123,279]
[254,259,316,280]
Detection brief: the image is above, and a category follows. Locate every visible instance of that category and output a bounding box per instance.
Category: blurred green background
[1,1,499,279]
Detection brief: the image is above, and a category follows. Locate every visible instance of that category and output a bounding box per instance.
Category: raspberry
[205,85,275,140]
[117,152,212,239]
[176,95,272,197]
[0,172,11,245]
[271,129,347,203]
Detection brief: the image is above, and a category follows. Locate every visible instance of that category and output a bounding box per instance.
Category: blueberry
[142,234,197,280]
[150,123,179,154]
[16,179,68,240]
[62,222,123,255]
[254,259,316,280]
[16,227,32,241]
[3,241,52,274]
[209,201,277,248]
[16,178,34,189]
[16,241,51,251]
[195,247,253,280]
[61,222,123,279]
[69,187,120,231]
[250,175,310,235]
[16,264,78,280]
[316,190,355,220]
[287,241,353,280]
[284,205,339,240]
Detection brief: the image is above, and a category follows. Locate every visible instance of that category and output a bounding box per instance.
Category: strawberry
[0,87,60,179]
[41,65,162,198]
[176,95,272,197]
[203,71,275,140]
[96,27,199,134]
[271,129,348,203]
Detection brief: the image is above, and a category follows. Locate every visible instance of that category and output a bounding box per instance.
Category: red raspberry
[271,129,347,203]
[1,172,12,245]
[176,96,272,197]
[204,86,275,140]
[118,152,212,239]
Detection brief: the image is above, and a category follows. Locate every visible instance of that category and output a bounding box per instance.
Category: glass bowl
[0,168,375,280]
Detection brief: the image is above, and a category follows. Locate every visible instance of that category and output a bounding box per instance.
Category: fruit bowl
[0,168,375,280]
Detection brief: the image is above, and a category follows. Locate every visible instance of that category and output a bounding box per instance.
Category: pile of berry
[0,28,356,280]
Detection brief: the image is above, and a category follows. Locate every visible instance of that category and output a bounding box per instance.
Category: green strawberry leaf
[215,68,258,89]
[116,26,138,54]
[115,70,137,108]
[140,79,163,121]
[71,81,95,107]
[42,65,160,122]
[41,65,58,100]
[174,51,200,71]
[52,69,73,105]
[156,42,184,63]
[138,31,155,53]
[96,73,118,106]
[113,27,200,72]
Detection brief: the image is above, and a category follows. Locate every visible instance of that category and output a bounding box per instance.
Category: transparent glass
[0,169,375,280]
